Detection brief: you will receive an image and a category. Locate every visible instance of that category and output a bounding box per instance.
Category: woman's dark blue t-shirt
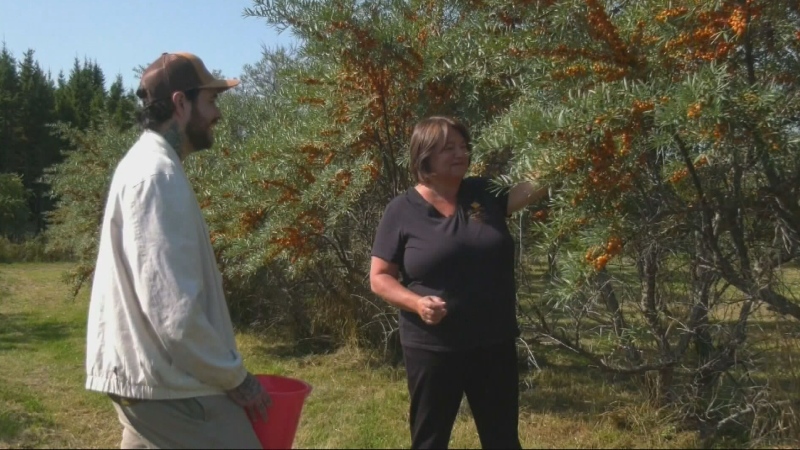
[371,177,519,351]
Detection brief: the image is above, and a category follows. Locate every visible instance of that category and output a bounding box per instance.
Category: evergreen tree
[0,173,29,238]
[56,58,107,129]
[54,69,75,125]
[106,74,123,118]
[0,48,140,233]
[106,74,136,130]
[17,49,57,231]
[0,45,21,174]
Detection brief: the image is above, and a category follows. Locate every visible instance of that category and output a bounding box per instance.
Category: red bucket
[250,375,312,449]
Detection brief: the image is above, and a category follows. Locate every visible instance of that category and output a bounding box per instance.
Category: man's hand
[416,296,447,325]
[226,372,272,422]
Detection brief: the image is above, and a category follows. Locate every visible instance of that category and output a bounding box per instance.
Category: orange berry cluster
[585,236,623,271]
[620,131,632,156]
[532,209,549,221]
[728,5,747,37]
[558,155,581,173]
[632,100,655,113]
[331,15,424,155]
[259,180,300,204]
[549,97,659,204]
[332,102,351,125]
[299,167,316,184]
[585,0,633,66]
[298,142,331,165]
[713,123,725,142]
[266,210,327,262]
[660,1,761,65]
[590,62,628,83]
[587,129,634,193]
[297,210,325,234]
[669,167,689,184]
[508,46,526,58]
[668,155,708,184]
[240,207,266,233]
[268,226,314,262]
[209,231,221,245]
[319,129,341,138]
[566,65,588,77]
[361,160,380,181]
[297,96,326,106]
[656,6,688,22]
[687,102,703,119]
[333,169,352,195]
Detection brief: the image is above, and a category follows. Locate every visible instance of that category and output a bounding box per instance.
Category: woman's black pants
[402,339,522,449]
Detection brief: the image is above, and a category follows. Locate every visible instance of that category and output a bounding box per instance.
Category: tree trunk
[595,269,641,364]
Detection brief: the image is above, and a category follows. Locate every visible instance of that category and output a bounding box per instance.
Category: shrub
[0,234,71,263]
[42,119,137,294]
[0,173,29,238]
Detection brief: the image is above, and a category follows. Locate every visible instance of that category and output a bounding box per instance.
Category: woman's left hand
[417,295,447,325]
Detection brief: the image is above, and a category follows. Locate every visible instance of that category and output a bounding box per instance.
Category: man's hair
[135,88,200,131]
[408,116,471,183]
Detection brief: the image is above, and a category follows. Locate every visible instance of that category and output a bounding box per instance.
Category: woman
[370,116,548,449]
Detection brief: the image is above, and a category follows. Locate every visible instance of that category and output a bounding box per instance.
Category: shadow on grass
[253,337,339,360]
[0,313,71,351]
[518,365,630,416]
[514,340,644,421]
[0,380,54,446]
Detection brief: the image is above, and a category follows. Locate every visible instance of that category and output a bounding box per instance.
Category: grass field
[3,262,796,448]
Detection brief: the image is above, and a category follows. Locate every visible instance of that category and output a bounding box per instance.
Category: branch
[714,406,755,432]
[756,285,800,319]
[640,245,671,354]
[533,331,675,375]
[668,133,797,322]
[672,132,714,235]
[727,151,753,275]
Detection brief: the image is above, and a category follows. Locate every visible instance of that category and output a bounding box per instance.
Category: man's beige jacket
[86,130,247,399]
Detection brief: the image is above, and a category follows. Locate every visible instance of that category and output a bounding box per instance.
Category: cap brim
[200,78,240,91]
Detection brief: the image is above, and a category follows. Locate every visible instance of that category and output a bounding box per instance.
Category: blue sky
[0,0,295,90]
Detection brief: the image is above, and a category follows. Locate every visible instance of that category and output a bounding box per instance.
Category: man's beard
[186,109,214,151]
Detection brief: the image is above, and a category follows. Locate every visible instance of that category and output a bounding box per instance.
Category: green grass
[8,262,798,449]
[0,264,117,448]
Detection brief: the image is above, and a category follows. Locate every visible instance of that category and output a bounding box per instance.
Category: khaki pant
[111,394,262,449]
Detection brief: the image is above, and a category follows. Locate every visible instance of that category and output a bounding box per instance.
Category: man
[85,52,270,449]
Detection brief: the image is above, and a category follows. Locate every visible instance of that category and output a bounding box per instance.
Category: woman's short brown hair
[408,116,471,183]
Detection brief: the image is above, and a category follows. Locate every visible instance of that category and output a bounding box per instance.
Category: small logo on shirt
[468,201,484,222]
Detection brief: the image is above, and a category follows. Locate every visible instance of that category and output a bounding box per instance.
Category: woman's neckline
[412,182,463,218]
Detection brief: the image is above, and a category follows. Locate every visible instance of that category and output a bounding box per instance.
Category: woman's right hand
[416,296,447,325]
